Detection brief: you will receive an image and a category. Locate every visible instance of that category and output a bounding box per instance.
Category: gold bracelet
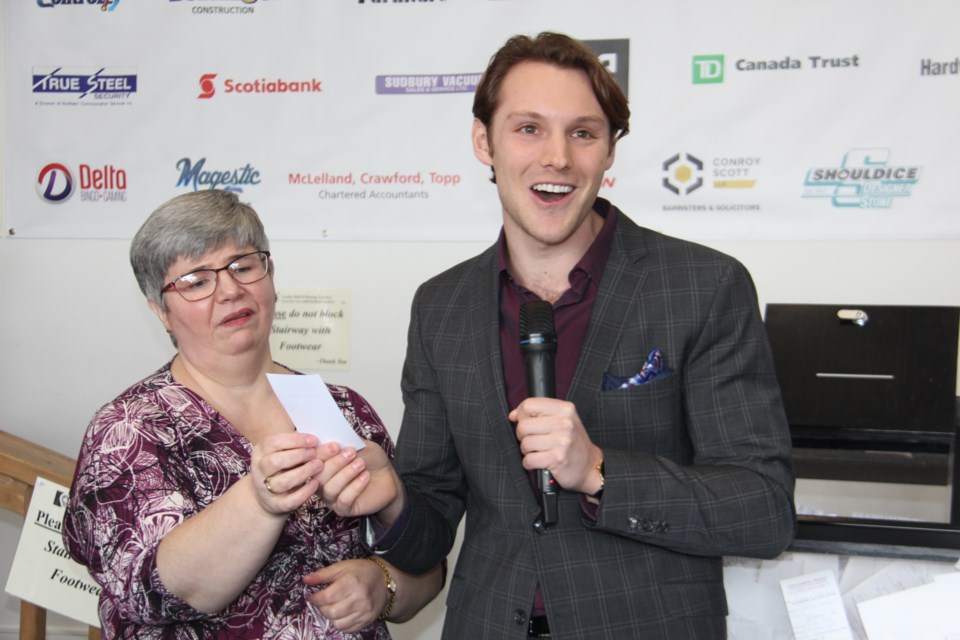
[367,556,397,620]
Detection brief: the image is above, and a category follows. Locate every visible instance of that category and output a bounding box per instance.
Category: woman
[62,190,442,639]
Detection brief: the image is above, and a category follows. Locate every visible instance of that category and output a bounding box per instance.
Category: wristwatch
[368,556,397,620]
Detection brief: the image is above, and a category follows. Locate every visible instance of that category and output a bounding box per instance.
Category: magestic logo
[802,149,922,209]
[37,0,120,11]
[197,73,322,99]
[175,157,261,192]
[33,67,137,101]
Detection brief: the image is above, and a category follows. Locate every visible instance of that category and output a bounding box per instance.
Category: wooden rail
[0,430,99,640]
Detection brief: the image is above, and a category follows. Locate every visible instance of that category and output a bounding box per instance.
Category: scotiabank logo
[197,73,322,99]
[36,162,128,204]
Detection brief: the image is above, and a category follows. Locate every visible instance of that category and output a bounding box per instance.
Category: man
[321,32,795,639]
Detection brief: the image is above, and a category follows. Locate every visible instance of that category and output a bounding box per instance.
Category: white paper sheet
[858,581,960,640]
[780,569,854,640]
[267,373,365,449]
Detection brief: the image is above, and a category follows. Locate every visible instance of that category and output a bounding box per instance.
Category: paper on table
[267,373,365,449]
[780,569,854,640]
[858,581,960,639]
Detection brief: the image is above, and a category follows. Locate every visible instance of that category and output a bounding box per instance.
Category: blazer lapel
[465,246,555,511]
[567,215,650,428]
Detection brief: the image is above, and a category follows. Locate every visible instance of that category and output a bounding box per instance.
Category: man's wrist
[584,459,605,506]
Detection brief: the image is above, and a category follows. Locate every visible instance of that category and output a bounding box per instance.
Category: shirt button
[513,609,526,625]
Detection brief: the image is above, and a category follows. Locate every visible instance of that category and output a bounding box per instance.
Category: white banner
[3,0,957,240]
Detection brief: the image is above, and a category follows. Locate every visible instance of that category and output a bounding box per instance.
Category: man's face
[472,61,615,251]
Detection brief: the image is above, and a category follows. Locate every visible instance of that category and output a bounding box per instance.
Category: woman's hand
[303,559,386,633]
[251,432,323,515]
[312,440,403,523]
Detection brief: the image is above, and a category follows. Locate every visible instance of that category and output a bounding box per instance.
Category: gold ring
[264,476,276,494]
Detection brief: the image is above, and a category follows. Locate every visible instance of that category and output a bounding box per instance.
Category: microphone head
[519,300,556,345]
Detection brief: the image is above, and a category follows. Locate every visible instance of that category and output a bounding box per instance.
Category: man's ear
[147,299,172,334]
[471,118,493,166]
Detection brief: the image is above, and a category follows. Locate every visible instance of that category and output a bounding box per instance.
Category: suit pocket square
[603,349,670,391]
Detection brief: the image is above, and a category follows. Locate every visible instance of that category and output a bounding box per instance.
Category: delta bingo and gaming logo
[36,162,128,204]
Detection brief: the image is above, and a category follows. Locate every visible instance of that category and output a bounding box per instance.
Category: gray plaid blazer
[381,202,795,640]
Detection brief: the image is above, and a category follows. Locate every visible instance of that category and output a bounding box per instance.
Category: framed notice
[4,477,100,627]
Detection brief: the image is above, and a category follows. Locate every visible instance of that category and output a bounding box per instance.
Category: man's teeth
[533,184,573,194]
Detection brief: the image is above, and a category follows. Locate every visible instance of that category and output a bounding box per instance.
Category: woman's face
[148,243,276,363]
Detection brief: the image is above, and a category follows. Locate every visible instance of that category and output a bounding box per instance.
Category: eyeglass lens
[173,252,269,300]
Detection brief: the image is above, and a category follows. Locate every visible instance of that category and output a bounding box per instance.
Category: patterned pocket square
[602,349,669,391]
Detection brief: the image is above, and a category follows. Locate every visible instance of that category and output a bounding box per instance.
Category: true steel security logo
[693,55,725,84]
[33,67,137,101]
[802,148,922,209]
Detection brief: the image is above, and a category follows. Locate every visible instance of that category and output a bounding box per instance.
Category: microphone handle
[524,348,558,525]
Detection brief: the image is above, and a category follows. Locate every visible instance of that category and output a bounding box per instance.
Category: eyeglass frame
[160,250,272,301]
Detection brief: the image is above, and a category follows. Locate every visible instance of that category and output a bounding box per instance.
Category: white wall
[3,5,960,640]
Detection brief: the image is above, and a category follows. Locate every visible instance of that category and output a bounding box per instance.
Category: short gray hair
[130,190,270,307]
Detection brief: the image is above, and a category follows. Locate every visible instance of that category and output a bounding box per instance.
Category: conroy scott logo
[33,67,137,102]
[802,149,921,209]
[36,162,128,204]
[198,73,321,99]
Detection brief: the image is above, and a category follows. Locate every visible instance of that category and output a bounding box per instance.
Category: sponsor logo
[36,162,128,204]
[693,54,860,83]
[32,67,137,103]
[170,0,263,15]
[36,163,74,204]
[175,157,262,192]
[357,0,446,4]
[662,153,704,195]
[37,0,120,11]
[921,57,959,76]
[376,73,481,95]
[661,152,762,213]
[693,55,724,84]
[583,39,630,96]
[197,74,321,99]
[802,148,921,209]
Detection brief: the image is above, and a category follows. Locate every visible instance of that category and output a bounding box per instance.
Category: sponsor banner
[2,0,958,240]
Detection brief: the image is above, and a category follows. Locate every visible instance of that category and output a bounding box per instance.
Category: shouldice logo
[197,73,322,99]
[802,149,922,209]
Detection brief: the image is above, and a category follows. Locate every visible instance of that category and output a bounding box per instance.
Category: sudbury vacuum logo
[197,73,322,99]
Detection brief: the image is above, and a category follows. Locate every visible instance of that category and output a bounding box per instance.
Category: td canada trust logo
[197,73,322,99]
[36,162,128,204]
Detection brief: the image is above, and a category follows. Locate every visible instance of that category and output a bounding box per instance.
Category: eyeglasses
[161,251,271,302]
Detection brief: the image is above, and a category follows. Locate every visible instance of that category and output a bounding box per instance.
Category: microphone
[519,300,559,526]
